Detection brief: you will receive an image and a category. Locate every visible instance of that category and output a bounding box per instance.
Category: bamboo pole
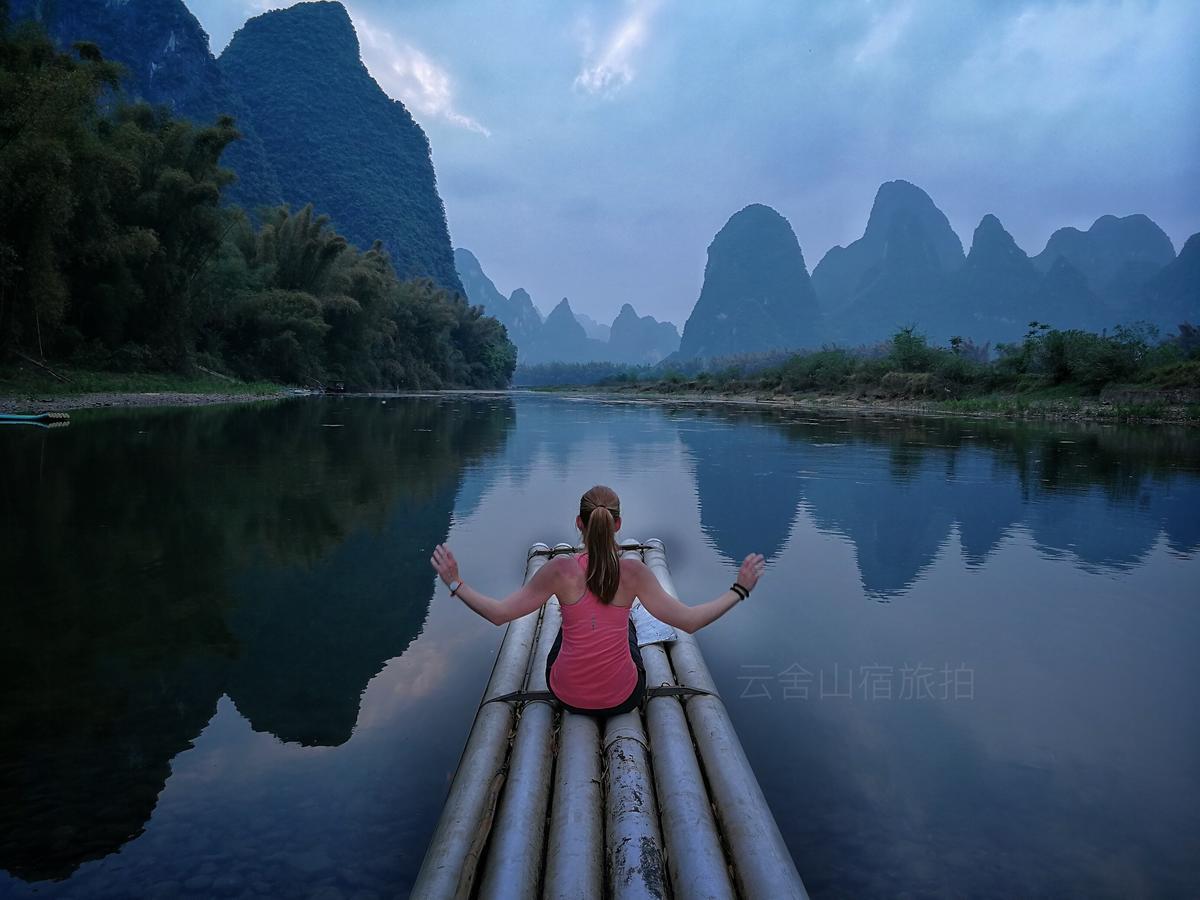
[641,638,735,899]
[602,541,670,900]
[544,714,603,899]
[476,550,560,899]
[543,539,607,899]
[603,712,668,900]
[409,545,549,900]
[631,539,735,898]
[643,539,809,900]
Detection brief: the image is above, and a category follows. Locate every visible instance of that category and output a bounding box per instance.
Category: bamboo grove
[0,14,516,389]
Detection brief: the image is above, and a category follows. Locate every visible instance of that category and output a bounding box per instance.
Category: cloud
[352,8,491,136]
[203,1,489,134]
[929,0,1197,160]
[852,2,915,66]
[574,0,666,97]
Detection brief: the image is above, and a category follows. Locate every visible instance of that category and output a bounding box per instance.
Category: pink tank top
[548,553,637,709]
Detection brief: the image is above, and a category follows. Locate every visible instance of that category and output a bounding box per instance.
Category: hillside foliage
[0,21,514,389]
[521,322,1200,400]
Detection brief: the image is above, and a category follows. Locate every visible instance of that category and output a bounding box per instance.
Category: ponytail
[580,485,621,604]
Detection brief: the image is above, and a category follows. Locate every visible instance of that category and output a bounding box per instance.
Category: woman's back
[547,553,639,709]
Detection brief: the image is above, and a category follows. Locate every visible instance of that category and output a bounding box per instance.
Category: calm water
[1,394,1197,899]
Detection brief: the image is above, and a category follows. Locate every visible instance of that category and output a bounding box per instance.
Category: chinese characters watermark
[736,662,975,701]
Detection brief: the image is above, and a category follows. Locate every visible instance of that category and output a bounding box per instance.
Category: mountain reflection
[669,406,1200,596]
[1,393,1196,886]
[676,408,803,563]
[0,397,511,882]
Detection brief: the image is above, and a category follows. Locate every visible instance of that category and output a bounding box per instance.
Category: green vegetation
[0,365,281,398]
[557,322,1200,422]
[514,360,650,387]
[0,20,514,391]
[217,0,464,296]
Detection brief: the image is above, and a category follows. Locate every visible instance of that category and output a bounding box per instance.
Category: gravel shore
[0,390,289,414]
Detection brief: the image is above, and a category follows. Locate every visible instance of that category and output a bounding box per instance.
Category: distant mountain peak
[1033,213,1176,302]
[609,303,680,364]
[454,247,482,267]
[509,288,540,320]
[678,203,819,359]
[812,180,964,322]
[967,214,1027,264]
[243,1,356,43]
[454,250,543,353]
[864,180,965,265]
[975,212,1006,233]
[573,309,611,341]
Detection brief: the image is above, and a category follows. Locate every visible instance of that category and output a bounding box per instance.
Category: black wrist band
[731,583,749,600]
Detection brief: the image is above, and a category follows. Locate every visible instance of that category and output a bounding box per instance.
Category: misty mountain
[458,250,678,366]
[677,204,821,359]
[814,181,964,344]
[574,311,611,342]
[608,304,681,365]
[937,214,1041,343]
[812,180,965,316]
[1135,233,1200,332]
[454,248,543,351]
[521,298,609,365]
[937,213,1101,343]
[7,0,282,210]
[1033,215,1176,301]
[506,290,545,341]
[219,1,463,294]
[807,181,1183,346]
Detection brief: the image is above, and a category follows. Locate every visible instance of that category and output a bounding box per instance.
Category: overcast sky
[188,0,1199,327]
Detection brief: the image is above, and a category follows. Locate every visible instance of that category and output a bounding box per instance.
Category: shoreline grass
[542,383,1199,426]
[0,365,283,399]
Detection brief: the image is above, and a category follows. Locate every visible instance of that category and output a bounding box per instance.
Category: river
[1,393,1197,898]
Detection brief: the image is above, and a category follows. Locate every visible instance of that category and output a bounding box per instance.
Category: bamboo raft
[411,538,809,900]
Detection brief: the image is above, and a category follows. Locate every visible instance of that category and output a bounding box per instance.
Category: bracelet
[449,579,463,597]
[730,582,750,601]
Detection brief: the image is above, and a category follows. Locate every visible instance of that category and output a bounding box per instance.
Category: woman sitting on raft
[430,484,765,718]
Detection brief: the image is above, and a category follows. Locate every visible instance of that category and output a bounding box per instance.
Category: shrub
[887,326,939,373]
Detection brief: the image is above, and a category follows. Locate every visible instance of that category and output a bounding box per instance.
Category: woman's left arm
[431,544,559,626]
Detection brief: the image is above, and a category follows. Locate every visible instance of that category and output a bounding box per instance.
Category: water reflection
[676,409,803,563]
[0,394,1196,897]
[669,406,1200,597]
[0,398,511,882]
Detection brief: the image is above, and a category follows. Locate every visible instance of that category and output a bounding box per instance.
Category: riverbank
[540,383,1200,425]
[0,366,287,414]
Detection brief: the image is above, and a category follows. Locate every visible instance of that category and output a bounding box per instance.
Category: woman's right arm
[629,554,764,634]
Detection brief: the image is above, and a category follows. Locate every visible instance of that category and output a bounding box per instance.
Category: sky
[188,0,1199,328]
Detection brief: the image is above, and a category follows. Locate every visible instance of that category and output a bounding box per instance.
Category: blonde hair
[579,485,621,604]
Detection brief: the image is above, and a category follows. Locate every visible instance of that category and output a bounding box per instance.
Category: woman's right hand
[431,543,460,588]
[737,553,766,593]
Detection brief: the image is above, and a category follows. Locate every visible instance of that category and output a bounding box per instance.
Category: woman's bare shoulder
[547,555,577,575]
[619,556,649,578]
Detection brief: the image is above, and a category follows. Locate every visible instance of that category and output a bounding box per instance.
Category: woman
[430,485,765,718]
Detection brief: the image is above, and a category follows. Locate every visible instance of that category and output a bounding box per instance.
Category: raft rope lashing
[527,542,659,559]
[480,683,720,710]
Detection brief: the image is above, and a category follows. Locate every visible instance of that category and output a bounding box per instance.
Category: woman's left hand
[431,543,460,587]
[737,553,766,592]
